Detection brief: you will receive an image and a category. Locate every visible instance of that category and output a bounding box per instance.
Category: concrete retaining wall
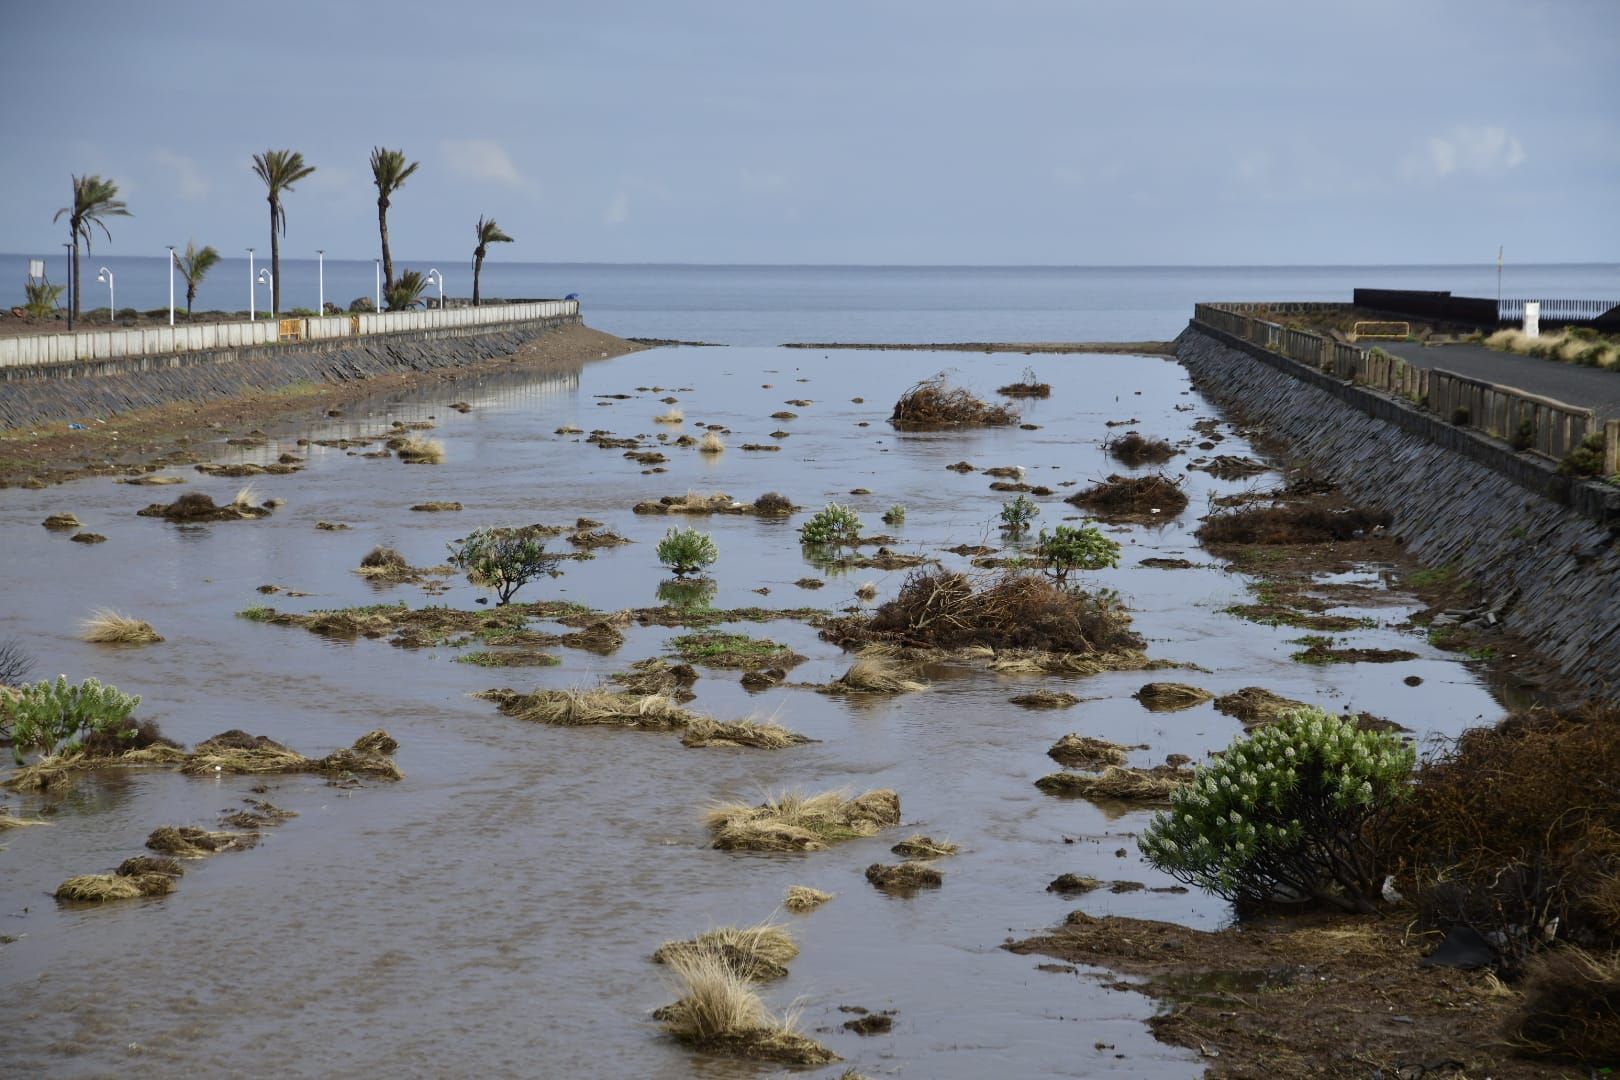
[1178,323,1620,703]
[0,314,577,430]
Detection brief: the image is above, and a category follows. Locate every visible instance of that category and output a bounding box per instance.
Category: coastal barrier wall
[0,299,578,369]
[0,310,579,430]
[1178,322,1620,702]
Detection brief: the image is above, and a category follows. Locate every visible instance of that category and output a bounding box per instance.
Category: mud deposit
[1,346,1509,1077]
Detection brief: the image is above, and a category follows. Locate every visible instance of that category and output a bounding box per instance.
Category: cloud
[440,139,525,187]
[151,149,209,200]
[1401,126,1525,183]
[604,191,630,225]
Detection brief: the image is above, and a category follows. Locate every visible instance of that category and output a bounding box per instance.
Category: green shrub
[5,675,141,765]
[799,504,863,546]
[1558,432,1606,478]
[1034,524,1120,584]
[999,494,1039,535]
[657,527,719,576]
[23,277,65,318]
[1510,419,1537,452]
[882,504,906,526]
[1138,708,1414,913]
[447,526,564,605]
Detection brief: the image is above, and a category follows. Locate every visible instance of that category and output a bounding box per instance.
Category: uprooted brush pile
[1065,473,1188,520]
[1106,432,1177,465]
[996,368,1051,398]
[706,788,901,851]
[1196,503,1389,545]
[889,375,1019,429]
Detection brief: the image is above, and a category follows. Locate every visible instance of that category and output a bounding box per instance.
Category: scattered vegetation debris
[825,647,928,694]
[1213,687,1311,727]
[42,512,81,529]
[842,1013,895,1035]
[946,543,996,556]
[652,921,800,981]
[866,861,943,892]
[70,532,107,544]
[610,657,699,700]
[1196,504,1389,545]
[669,633,801,671]
[891,835,958,858]
[698,431,726,454]
[680,715,810,749]
[145,825,256,858]
[1133,682,1213,712]
[706,788,901,851]
[453,649,561,668]
[634,491,752,515]
[1047,873,1103,894]
[1010,690,1079,709]
[137,491,270,522]
[1106,432,1177,465]
[1066,473,1188,521]
[654,950,839,1066]
[738,667,788,691]
[1290,635,1417,665]
[411,501,462,512]
[784,885,833,912]
[55,871,176,902]
[890,375,1018,429]
[794,577,825,590]
[984,466,1024,479]
[481,687,695,731]
[1507,946,1620,1063]
[183,730,404,780]
[315,521,349,530]
[569,528,632,549]
[449,401,472,412]
[1035,764,1192,803]
[117,855,184,878]
[1046,733,1141,768]
[997,367,1051,398]
[753,492,795,515]
[80,609,163,645]
[122,475,186,486]
[946,461,976,473]
[1194,454,1269,478]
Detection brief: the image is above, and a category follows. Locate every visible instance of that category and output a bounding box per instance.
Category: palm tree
[385,269,428,312]
[175,242,222,319]
[471,216,514,307]
[251,150,316,315]
[369,147,420,291]
[54,175,130,321]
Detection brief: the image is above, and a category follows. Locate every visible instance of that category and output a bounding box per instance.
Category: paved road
[1376,340,1620,421]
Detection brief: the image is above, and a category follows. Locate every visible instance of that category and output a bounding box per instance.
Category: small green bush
[657,527,719,576]
[1510,419,1537,452]
[999,494,1039,535]
[1034,524,1120,584]
[799,504,863,546]
[448,526,563,605]
[6,675,141,764]
[1558,432,1606,478]
[23,277,65,317]
[882,504,907,526]
[1139,708,1414,913]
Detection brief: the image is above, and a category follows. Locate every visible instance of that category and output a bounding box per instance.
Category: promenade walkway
[1377,340,1620,421]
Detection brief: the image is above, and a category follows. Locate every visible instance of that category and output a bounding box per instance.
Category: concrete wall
[1178,324,1620,702]
[0,300,578,369]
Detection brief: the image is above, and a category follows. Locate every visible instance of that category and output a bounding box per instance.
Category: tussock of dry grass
[1106,432,1177,465]
[653,920,800,980]
[655,950,839,1065]
[1066,473,1188,519]
[117,855,184,878]
[706,788,901,852]
[783,885,832,912]
[1010,690,1079,709]
[1508,946,1620,1063]
[680,715,810,749]
[891,834,958,858]
[55,872,176,902]
[182,730,402,780]
[80,609,163,644]
[396,437,444,464]
[232,483,261,509]
[1035,764,1191,803]
[1487,327,1620,369]
[0,810,49,830]
[145,825,255,858]
[827,647,927,694]
[1133,682,1212,712]
[656,408,685,424]
[1195,504,1388,545]
[699,431,725,454]
[481,687,696,730]
[610,657,699,698]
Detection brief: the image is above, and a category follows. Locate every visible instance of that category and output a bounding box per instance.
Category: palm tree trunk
[473,251,484,306]
[269,198,281,315]
[187,284,196,319]
[378,198,394,290]
[71,239,81,321]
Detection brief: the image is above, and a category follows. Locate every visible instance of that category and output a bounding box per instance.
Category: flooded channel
[0,345,1506,1077]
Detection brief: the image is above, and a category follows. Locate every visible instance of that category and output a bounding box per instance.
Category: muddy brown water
[0,347,1506,1077]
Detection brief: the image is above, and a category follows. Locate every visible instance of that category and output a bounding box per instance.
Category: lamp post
[166,245,176,326]
[257,268,275,320]
[425,268,444,310]
[96,266,114,323]
[374,258,382,312]
[247,248,256,320]
[63,243,74,331]
[316,249,325,314]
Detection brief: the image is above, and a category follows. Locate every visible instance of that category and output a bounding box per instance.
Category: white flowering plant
[1138,708,1414,913]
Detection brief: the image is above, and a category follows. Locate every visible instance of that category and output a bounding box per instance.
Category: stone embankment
[0,315,577,430]
[1178,323,1620,702]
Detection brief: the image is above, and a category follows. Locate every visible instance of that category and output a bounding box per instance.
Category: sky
[3,0,1616,266]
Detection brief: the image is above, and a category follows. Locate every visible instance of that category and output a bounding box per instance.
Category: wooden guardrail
[1192,302,1607,468]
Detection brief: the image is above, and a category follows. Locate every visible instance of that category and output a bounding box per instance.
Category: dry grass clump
[411,501,462,512]
[653,921,800,981]
[1213,686,1310,727]
[865,569,1142,655]
[865,861,943,892]
[1487,327,1620,369]
[117,855,184,878]
[42,512,81,529]
[137,491,270,522]
[1047,873,1103,894]
[1506,946,1620,1062]
[0,809,48,830]
[706,788,901,852]
[610,657,699,699]
[890,375,1019,429]
[396,436,445,463]
[634,491,748,515]
[80,608,163,645]
[783,885,833,912]
[1035,764,1191,803]
[1196,504,1388,545]
[1133,682,1212,712]
[1066,473,1188,519]
[753,491,794,515]
[655,408,685,424]
[357,546,408,576]
[1010,690,1078,709]
[680,715,810,750]
[892,834,958,858]
[482,687,696,731]
[1047,733,1139,768]
[55,872,176,902]
[655,950,839,1065]
[1106,432,1178,465]
[698,431,725,454]
[145,825,255,858]
[181,729,403,780]
[827,647,927,694]
[996,367,1052,398]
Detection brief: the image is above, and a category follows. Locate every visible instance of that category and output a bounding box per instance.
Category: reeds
[699,431,725,454]
[656,950,839,1065]
[680,715,810,749]
[396,436,445,463]
[653,920,800,980]
[783,885,833,912]
[655,408,685,424]
[80,608,163,645]
[706,788,901,852]
[827,647,927,694]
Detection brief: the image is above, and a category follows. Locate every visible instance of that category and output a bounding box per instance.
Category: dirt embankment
[0,323,643,487]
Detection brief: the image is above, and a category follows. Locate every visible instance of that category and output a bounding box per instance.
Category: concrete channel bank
[0,303,580,430]
[1178,319,1620,703]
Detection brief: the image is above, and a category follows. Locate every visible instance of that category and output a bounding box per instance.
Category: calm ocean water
[5,255,1617,345]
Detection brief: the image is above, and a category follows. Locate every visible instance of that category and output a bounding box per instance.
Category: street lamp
[257,268,275,320]
[96,266,114,323]
[166,245,176,326]
[247,248,256,320]
[316,249,325,314]
[374,258,382,313]
[425,268,445,310]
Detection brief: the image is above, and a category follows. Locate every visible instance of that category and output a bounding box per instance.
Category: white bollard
[1524,301,1540,339]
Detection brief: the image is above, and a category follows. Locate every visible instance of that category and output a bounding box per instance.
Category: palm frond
[370,147,421,196]
[476,215,514,245]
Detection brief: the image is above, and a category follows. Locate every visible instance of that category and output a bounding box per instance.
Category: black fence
[1353,288,1620,332]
